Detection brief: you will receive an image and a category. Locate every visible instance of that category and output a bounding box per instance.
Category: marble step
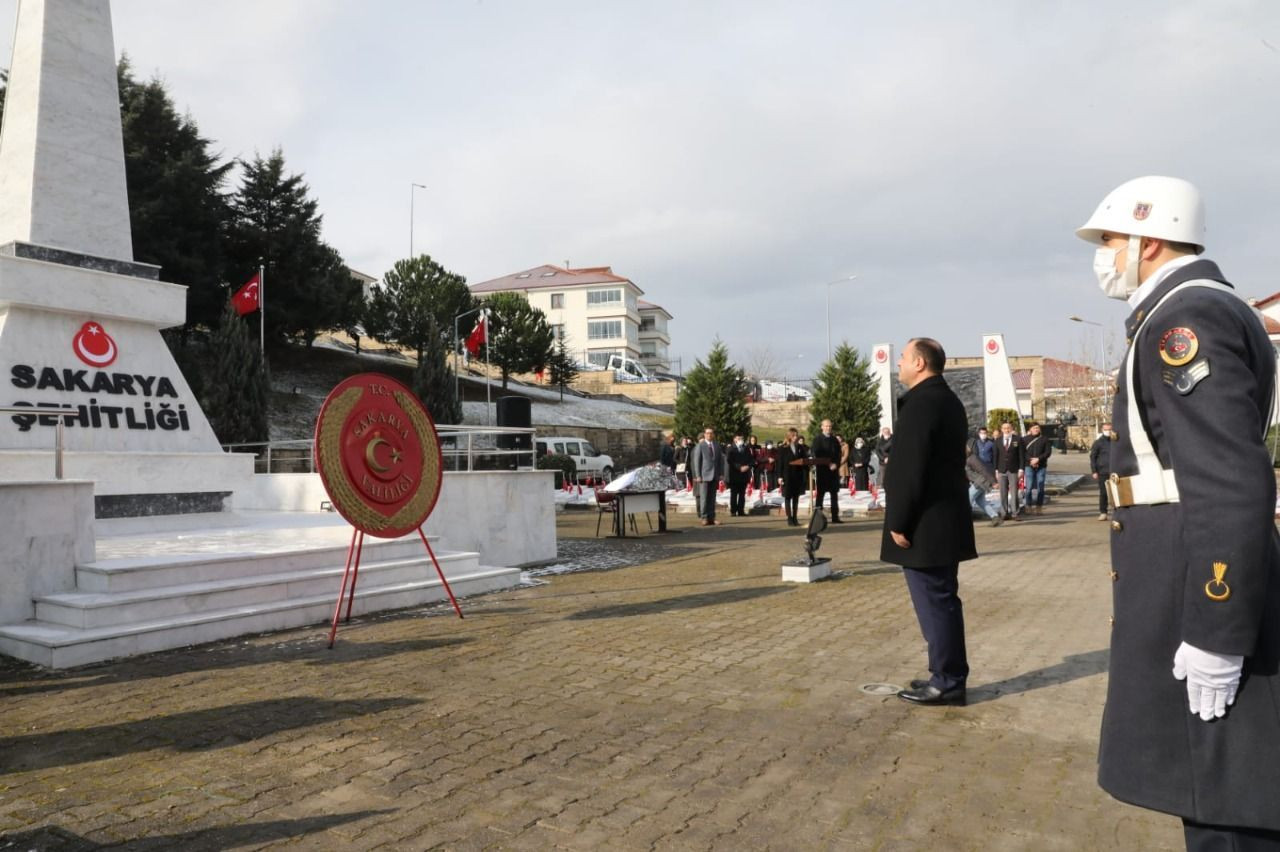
[76,535,434,593]
[34,550,479,629]
[0,563,518,669]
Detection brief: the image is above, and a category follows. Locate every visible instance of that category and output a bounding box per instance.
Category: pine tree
[363,255,474,360]
[204,301,270,445]
[481,292,555,389]
[226,148,351,346]
[412,317,463,425]
[673,340,751,440]
[808,343,881,442]
[547,337,579,401]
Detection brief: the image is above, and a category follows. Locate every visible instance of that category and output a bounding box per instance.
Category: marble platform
[0,511,518,668]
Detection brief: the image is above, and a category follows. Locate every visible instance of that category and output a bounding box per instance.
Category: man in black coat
[881,338,978,707]
[725,434,755,517]
[1088,421,1113,521]
[1078,175,1280,845]
[810,419,843,523]
[991,421,1025,520]
[777,428,809,526]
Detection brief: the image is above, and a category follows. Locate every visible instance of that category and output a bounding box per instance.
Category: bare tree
[743,345,782,380]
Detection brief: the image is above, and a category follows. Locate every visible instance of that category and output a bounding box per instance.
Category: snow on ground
[462,383,668,431]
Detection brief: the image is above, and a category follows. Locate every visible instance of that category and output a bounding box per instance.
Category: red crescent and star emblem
[1159,327,1199,367]
[72,321,118,367]
[985,338,1000,355]
[874,348,888,364]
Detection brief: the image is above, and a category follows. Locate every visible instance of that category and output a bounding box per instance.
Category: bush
[537,453,577,488]
[987,408,1022,434]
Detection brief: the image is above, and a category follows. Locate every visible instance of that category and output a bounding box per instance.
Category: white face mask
[1094,237,1142,300]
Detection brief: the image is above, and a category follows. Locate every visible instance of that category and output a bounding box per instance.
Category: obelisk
[0,0,253,512]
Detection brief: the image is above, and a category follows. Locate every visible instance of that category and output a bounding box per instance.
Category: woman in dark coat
[849,436,872,492]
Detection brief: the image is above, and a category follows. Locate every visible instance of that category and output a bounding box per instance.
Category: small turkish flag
[232,274,260,316]
[465,314,487,355]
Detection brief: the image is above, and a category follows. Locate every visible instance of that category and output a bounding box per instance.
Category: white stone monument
[0,0,254,513]
[869,342,895,429]
[981,333,1022,429]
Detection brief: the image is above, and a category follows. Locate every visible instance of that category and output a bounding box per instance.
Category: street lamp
[409,183,427,258]
[824,274,858,361]
[1068,315,1109,420]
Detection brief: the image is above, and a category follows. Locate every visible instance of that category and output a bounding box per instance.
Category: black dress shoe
[909,679,930,690]
[897,684,966,706]
[830,518,844,524]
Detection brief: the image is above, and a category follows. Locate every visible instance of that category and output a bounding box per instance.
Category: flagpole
[484,309,492,426]
[258,262,265,362]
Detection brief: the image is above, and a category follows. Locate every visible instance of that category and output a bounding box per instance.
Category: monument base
[781,558,832,583]
[0,449,255,504]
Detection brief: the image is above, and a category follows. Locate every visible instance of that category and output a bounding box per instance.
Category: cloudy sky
[3,1,1279,379]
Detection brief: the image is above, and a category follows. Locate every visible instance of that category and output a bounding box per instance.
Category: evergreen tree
[225,148,349,346]
[673,340,751,440]
[481,292,555,389]
[808,343,881,442]
[117,57,233,333]
[204,301,269,445]
[546,337,579,401]
[411,316,463,425]
[364,255,474,360]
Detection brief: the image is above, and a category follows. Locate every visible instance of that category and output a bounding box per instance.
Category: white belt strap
[1121,279,1252,505]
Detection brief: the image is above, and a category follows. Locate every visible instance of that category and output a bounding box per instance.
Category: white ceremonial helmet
[1075,175,1206,253]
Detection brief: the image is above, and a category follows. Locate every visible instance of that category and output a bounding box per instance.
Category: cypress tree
[547,337,579,401]
[412,317,463,425]
[673,340,751,440]
[808,343,881,442]
[204,301,270,445]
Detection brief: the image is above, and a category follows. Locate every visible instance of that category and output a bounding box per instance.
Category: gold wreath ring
[1205,579,1231,601]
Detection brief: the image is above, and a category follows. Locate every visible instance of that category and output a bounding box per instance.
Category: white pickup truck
[535,436,614,482]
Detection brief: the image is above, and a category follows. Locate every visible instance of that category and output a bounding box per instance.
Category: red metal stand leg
[417,527,464,619]
[327,528,360,648]
[344,531,365,623]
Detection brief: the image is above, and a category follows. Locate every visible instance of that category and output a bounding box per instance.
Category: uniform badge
[1133,201,1152,221]
[1205,562,1231,601]
[1158,327,1199,366]
[1161,358,1211,395]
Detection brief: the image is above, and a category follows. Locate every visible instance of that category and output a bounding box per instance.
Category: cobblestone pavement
[0,481,1182,850]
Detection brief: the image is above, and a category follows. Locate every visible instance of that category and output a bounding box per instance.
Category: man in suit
[690,426,725,526]
[778,427,809,526]
[810,419,844,523]
[1089,421,1113,521]
[882,338,978,707]
[725,433,755,517]
[1078,175,1280,845]
[991,420,1025,520]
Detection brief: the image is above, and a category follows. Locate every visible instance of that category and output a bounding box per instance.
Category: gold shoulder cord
[1205,562,1231,602]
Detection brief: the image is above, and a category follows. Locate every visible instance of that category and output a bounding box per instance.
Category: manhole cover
[859,683,902,696]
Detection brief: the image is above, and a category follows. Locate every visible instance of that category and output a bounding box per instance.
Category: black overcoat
[725,443,755,487]
[810,433,842,490]
[1099,259,1280,830]
[777,442,809,496]
[879,375,978,569]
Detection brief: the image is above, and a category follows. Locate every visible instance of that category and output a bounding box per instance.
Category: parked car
[535,436,614,482]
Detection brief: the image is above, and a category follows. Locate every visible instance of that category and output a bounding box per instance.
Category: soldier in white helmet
[1077,176,1280,848]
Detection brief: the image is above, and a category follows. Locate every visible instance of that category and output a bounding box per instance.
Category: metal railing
[0,406,75,479]
[222,425,539,475]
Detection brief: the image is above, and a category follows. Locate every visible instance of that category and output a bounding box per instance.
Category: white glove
[1172,641,1243,721]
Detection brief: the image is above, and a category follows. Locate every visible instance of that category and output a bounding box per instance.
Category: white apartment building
[469,264,673,372]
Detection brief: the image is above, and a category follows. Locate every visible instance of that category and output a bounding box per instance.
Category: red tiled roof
[1265,315,1280,335]
[1253,290,1280,309]
[1042,357,1101,389]
[1012,369,1032,390]
[470,264,635,294]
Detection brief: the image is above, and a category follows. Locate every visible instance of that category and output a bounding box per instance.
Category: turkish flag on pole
[232,274,261,316]
[464,313,487,355]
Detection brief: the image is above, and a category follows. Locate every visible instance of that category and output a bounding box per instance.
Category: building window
[551,324,565,340]
[639,317,656,332]
[640,342,656,355]
[588,351,620,367]
[587,288,622,306]
[588,320,622,340]
[541,271,557,277]
[516,272,532,279]
[550,293,564,309]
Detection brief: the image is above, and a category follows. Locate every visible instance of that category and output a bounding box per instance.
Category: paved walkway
[0,477,1181,850]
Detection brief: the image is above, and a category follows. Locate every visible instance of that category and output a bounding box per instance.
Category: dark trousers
[853,467,869,491]
[699,481,719,522]
[815,486,839,519]
[783,492,799,521]
[1097,475,1109,513]
[1184,819,1280,851]
[902,564,969,691]
[729,484,747,515]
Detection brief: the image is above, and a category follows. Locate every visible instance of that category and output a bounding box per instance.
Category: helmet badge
[1133,201,1152,221]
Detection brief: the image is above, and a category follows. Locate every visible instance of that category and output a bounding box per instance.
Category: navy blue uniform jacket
[1099,259,1280,830]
